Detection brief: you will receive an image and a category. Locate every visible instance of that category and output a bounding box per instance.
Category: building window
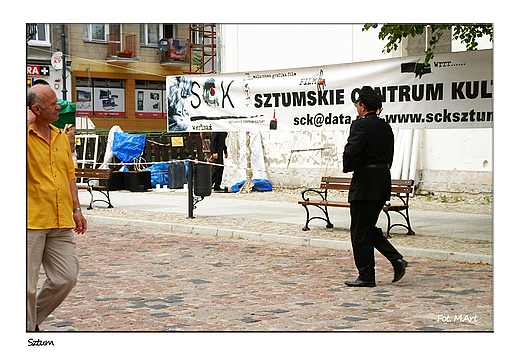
[83,24,106,42]
[83,24,121,42]
[28,24,50,46]
[140,24,161,46]
[163,24,176,39]
[191,24,204,45]
[140,24,176,47]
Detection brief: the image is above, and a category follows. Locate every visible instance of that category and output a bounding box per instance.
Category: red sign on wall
[27,65,40,75]
[27,65,50,76]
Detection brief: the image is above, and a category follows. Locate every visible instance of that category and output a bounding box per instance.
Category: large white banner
[167,49,492,132]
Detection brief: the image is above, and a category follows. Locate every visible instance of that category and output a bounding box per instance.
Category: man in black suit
[343,86,408,287]
[210,132,228,191]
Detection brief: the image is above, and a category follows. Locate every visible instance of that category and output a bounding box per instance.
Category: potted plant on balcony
[117,50,133,58]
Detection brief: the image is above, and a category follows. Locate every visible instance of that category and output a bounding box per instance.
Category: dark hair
[27,91,39,109]
[33,79,50,86]
[358,100,378,113]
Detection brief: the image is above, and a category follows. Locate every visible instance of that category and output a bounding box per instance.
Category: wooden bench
[75,168,115,210]
[298,177,415,238]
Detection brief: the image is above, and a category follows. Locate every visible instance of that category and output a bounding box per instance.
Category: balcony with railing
[106,33,138,63]
[160,39,189,67]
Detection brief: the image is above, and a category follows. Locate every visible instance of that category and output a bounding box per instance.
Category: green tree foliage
[363,24,493,64]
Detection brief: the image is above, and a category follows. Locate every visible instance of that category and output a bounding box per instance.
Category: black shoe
[345,278,376,287]
[35,325,39,332]
[392,258,408,283]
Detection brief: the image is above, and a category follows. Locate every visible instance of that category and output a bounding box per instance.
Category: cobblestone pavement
[80,188,493,257]
[39,223,493,332]
[83,208,492,256]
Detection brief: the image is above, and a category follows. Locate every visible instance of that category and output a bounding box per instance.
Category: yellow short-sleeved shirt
[27,124,76,229]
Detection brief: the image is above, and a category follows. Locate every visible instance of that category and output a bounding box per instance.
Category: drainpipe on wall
[61,24,67,101]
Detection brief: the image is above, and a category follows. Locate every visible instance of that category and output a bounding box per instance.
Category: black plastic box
[107,171,125,191]
[123,171,152,192]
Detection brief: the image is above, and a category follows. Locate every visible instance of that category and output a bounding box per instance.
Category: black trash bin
[193,162,212,197]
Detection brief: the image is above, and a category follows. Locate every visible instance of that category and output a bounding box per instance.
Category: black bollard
[187,158,195,219]
[187,158,212,219]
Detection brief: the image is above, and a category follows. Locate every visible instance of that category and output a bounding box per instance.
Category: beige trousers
[27,228,79,331]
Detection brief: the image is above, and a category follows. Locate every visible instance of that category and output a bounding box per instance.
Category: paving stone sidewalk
[39,223,493,332]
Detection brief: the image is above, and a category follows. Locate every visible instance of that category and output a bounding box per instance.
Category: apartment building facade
[27,23,215,131]
[27,24,72,100]
[70,23,194,131]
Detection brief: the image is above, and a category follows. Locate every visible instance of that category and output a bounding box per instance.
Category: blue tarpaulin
[231,179,273,192]
[112,132,146,163]
[146,162,169,187]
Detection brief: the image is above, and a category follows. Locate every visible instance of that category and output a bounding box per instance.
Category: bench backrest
[389,179,414,194]
[75,168,112,180]
[320,177,413,194]
[320,177,351,191]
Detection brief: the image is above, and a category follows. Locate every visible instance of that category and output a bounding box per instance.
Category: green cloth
[54,99,76,129]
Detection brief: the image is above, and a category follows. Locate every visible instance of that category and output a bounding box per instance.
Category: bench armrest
[386,192,410,207]
[301,188,327,201]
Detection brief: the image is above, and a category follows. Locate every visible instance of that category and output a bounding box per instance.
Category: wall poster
[135,80,165,118]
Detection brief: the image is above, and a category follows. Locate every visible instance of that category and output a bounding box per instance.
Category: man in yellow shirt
[27,85,87,332]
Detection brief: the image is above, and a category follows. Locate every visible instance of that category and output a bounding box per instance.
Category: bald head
[28,85,54,109]
[27,85,60,124]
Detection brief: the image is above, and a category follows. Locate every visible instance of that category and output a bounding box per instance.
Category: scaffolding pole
[186,24,217,74]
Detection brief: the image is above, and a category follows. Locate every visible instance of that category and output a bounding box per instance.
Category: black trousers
[349,200,403,281]
[211,157,224,189]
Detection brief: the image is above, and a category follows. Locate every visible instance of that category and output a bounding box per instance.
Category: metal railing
[106,33,136,58]
[160,38,189,63]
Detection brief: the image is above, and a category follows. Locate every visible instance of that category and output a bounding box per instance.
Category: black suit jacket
[210,132,228,163]
[342,114,394,202]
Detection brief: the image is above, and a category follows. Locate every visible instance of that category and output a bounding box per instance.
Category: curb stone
[85,215,492,265]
